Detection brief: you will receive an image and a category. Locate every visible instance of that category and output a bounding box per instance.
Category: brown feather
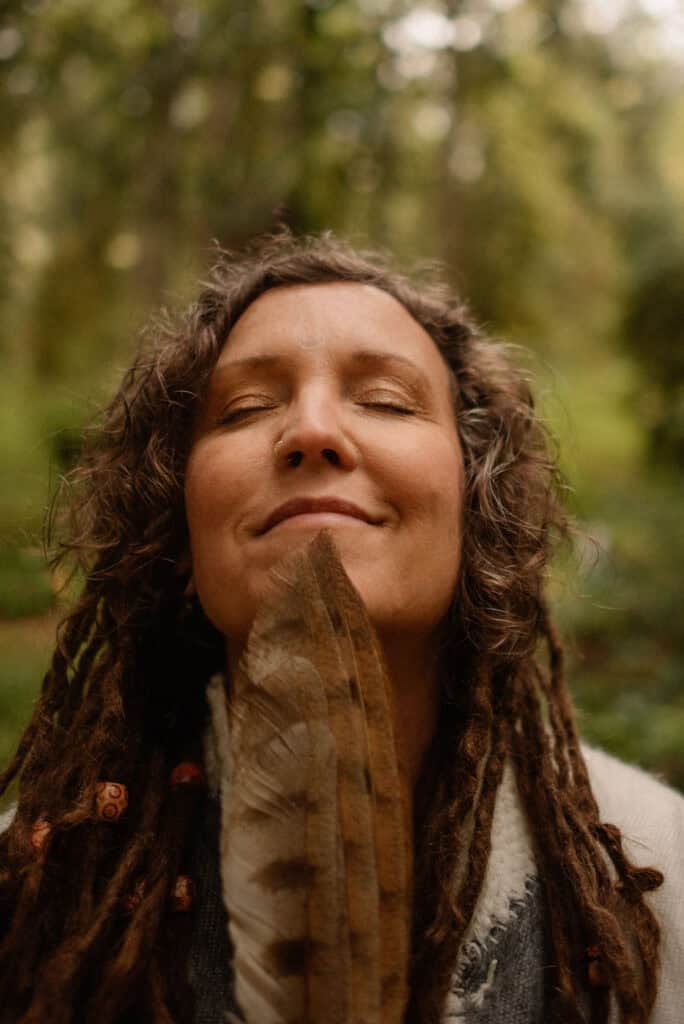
[218,529,411,1024]
[310,534,413,1018]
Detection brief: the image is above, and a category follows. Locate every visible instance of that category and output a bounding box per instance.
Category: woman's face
[185,281,465,658]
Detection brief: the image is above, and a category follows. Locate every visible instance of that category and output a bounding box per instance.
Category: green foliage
[0,0,682,788]
[552,475,684,789]
[0,544,54,618]
[623,247,684,465]
[0,615,57,812]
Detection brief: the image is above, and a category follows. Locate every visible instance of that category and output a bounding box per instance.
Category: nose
[274,386,357,470]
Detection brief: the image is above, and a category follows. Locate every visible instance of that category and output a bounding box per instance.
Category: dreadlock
[0,231,663,1022]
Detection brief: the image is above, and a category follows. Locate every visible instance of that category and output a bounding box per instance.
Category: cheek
[185,436,261,531]
[385,430,464,530]
[184,443,247,577]
[368,432,464,603]
[184,447,222,540]
[410,436,465,594]
[184,440,275,638]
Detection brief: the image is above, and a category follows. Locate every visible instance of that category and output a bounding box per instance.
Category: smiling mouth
[258,497,378,536]
[266,512,371,531]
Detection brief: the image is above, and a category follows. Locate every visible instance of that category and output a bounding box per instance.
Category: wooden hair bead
[170,761,206,789]
[30,818,51,854]
[586,945,610,988]
[95,781,128,822]
[170,875,195,913]
[122,880,146,915]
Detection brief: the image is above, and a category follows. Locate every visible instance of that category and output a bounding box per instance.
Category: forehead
[213,281,451,389]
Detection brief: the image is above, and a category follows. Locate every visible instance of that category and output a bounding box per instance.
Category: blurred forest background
[1,0,683,794]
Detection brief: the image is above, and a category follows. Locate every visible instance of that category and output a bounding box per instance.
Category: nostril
[322,449,339,465]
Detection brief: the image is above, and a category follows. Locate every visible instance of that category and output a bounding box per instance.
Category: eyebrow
[213,349,432,388]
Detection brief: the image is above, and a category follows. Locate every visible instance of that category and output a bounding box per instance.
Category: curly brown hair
[0,232,664,1023]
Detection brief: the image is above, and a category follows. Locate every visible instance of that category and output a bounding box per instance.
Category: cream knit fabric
[442,744,684,1023]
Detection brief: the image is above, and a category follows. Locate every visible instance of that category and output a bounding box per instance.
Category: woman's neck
[377,631,442,800]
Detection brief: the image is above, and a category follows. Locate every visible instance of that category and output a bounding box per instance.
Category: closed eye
[219,405,274,425]
[363,401,415,415]
[353,382,417,413]
[220,399,415,425]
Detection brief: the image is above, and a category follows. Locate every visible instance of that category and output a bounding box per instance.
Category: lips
[259,497,379,535]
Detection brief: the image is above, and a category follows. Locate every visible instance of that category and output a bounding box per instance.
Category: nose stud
[273,439,303,466]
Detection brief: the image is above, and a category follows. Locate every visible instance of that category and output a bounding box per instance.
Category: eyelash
[366,401,414,416]
[219,406,272,425]
[219,399,415,425]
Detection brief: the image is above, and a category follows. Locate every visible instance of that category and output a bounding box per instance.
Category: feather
[310,535,413,1018]
[218,529,412,1024]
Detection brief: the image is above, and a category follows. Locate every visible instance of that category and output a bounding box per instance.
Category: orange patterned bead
[170,875,195,913]
[30,818,51,854]
[586,945,609,988]
[170,761,206,789]
[95,782,128,822]
[122,879,146,915]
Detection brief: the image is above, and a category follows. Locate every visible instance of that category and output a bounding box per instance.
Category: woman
[0,232,682,1023]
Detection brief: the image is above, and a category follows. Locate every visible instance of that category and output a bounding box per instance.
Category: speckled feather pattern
[218,530,412,1024]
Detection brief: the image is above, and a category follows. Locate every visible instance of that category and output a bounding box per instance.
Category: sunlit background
[1,0,683,794]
